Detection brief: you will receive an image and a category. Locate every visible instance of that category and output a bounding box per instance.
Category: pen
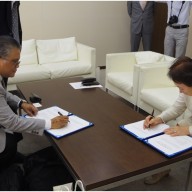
[148,109,154,128]
[58,111,63,116]
[58,111,70,122]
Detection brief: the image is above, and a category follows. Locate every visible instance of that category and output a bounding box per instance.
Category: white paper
[47,115,92,138]
[33,102,42,108]
[146,134,192,156]
[26,106,70,120]
[26,106,92,138]
[69,82,102,89]
[122,120,169,139]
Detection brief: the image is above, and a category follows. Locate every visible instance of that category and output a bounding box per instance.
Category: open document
[121,120,192,157]
[145,134,192,158]
[25,106,93,139]
[120,120,169,140]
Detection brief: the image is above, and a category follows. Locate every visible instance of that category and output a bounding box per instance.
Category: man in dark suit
[0,1,22,88]
[0,1,22,44]
[0,35,69,170]
[127,1,155,51]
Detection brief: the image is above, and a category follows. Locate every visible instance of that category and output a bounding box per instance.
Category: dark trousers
[0,85,23,170]
[131,32,152,52]
[0,133,18,170]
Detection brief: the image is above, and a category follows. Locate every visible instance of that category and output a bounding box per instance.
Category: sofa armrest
[77,43,96,77]
[139,64,175,90]
[164,55,175,62]
[136,64,177,114]
[106,52,136,73]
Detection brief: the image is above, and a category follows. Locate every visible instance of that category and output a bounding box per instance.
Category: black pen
[148,109,154,128]
[58,111,70,122]
[58,111,63,116]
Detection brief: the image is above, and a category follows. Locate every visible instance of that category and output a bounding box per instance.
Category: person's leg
[131,32,141,52]
[175,28,189,58]
[0,133,17,170]
[142,32,152,51]
[164,26,175,57]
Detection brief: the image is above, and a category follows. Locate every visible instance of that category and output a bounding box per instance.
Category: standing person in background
[164,1,192,58]
[0,1,22,88]
[127,1,155,52]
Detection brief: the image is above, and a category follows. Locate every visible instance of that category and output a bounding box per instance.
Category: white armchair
[105,51,175,109]
[106,52,136,107]
[137,64,179,116]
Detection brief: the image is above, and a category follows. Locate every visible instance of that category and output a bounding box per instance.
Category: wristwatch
[19,100,27,108]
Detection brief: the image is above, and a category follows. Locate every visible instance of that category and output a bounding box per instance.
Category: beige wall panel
[20,1,130,67]
[20,1,192,67]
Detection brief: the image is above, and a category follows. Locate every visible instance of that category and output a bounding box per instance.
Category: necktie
[12,1,20,43]
[1,79,6,89]
[140,1,147,11]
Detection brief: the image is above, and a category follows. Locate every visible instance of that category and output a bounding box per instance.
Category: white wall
[186,13,192,58]
[20,1,192,67]
[20,1,130,67]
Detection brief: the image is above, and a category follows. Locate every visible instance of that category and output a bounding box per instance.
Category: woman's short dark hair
[168,56,192,87]
[0,36,21,59]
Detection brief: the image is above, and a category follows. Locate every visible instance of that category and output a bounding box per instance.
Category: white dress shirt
[158,93,192,135]
[140,1,147,10]
[167,1,192,25]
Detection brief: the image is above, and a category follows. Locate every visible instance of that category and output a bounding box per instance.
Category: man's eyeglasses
[0,57,20,66]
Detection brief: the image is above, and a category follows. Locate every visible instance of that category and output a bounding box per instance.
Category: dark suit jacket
[0,1,22,44]
[127,1,155,34]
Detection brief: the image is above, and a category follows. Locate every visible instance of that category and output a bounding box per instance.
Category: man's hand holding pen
[51,112,69,129]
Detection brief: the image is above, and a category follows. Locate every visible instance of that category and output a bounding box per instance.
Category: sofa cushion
[140,87,179,112]
[20,39,38,65]
[36,37,78,64]
[8,65,51,84]
[43,61,91,79]
[135,51,164,64]
[107,72,133,95]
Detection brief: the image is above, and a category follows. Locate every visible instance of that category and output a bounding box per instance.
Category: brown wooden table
[17,77,192,190]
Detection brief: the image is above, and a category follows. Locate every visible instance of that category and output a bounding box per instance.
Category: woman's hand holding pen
[51,116,69,129]
[143,116,163,129]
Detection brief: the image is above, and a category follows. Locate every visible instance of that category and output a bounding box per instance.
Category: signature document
[26,106,93,139]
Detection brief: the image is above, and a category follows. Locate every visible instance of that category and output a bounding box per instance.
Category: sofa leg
[106,88,108,93]
[137,107,140,113]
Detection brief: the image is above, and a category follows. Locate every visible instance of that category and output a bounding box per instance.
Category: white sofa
[8,37,96,90]
[105,51,175,109]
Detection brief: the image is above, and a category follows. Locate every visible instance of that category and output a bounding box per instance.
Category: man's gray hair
[0,36,21,59]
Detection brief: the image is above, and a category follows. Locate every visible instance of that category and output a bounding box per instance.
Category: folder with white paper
[145,134,192,158]
[120,120,169,140]
[120,120,192,157]
[25,106,93,139]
